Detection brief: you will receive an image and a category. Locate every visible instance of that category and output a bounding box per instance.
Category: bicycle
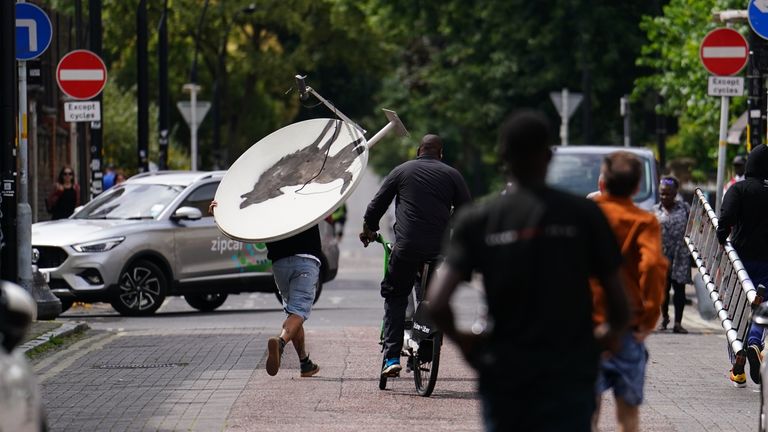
[375,234,442,397]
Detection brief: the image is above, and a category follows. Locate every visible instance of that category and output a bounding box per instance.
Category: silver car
[546,146,660,210]
[31,171,339,316]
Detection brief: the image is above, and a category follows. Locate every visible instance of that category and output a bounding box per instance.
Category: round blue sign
[750,0,768,40]
[15,3,53,61]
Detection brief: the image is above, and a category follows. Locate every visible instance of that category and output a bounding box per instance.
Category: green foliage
[635,0,745,177]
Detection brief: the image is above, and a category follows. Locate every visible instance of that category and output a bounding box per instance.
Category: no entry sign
[56,50,107,100]
[699,28,749,76]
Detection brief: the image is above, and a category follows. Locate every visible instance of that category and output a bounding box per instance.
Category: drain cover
[94,362,188,369]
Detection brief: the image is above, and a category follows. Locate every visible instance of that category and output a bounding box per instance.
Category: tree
[635,0,744,181]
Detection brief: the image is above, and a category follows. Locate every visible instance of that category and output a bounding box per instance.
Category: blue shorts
[596,333,648,406]
[272,256,320,321]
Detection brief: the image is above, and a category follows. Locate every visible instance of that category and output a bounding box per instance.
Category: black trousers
[381,252,436,360]
[662,274,686,323]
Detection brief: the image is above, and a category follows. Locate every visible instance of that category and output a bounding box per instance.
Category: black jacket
[717,144,768,261]
[364,155,471,260]
[266,225,322,263]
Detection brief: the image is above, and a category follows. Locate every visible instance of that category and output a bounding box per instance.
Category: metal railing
[685,188,757,356]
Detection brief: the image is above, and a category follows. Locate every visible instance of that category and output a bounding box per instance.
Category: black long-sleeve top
[364,155,471,260]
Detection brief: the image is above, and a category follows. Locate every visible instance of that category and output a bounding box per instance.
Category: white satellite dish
[214,75,408,243]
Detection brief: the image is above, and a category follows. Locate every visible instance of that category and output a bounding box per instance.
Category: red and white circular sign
[700,28,749,76]
[56,49,107,100]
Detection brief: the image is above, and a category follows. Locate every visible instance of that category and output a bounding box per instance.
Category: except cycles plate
[214,118,368,242]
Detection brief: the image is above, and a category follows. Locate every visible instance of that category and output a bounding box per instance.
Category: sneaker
[300,357,320,377]
[382,357,402,377]
[748,344,763,385]
[730,369,747,388]
[266,337,283,376]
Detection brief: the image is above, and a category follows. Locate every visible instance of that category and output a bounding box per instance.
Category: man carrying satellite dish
[210,202,321,378]
[359,134,472,377]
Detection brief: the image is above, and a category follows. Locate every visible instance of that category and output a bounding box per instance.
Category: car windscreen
[546,152,653,203]
[73,183,185,220]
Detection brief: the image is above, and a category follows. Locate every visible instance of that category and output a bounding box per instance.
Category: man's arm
[635,219,669,337]
[596,269,631,348]
[716,187,738,245]
[452,171,472,211]
[427,266,480,362]
[362,170,399,232]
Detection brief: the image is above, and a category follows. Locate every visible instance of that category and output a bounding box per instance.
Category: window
[179,182,219,216]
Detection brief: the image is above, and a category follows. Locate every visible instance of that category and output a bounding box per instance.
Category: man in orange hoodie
[591,151,669,432]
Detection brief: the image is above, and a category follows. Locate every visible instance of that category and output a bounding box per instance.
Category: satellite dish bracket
[295,74,409,148]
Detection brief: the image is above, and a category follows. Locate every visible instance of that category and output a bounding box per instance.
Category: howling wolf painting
[239,119,365,209]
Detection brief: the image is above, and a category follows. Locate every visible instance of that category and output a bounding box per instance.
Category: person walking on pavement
[654,176,691,334]
[590,151,669,432]
[46,166,81,220]
[427,111,630,432]
[209,201,320,378]
[359,134,471,377]
[717,143,768,387]
[723,154,746,195]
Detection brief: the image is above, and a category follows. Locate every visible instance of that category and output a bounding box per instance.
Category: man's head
[598,151,642,198]
[733,155,746,177]
[417,134,443,158]
[498,110,553,185]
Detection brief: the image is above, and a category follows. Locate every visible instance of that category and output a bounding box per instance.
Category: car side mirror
[172,206,202,221]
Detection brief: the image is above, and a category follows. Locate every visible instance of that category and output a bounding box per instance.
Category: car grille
[34,246,69,269]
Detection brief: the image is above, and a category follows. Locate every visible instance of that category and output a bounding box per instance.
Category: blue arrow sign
[750,0,768,40]
[15,3,52,61]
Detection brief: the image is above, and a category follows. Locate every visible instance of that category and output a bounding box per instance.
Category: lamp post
[185,0,210,171]
[212,3,256,169]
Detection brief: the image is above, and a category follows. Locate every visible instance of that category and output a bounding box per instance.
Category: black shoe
[673,323,688,334]
[748,344,763,384]
[659,317,670,330]
[300,356,320,377]
[266,337,284,376]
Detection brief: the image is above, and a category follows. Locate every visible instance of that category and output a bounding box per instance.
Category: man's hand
[55,183,64,192]
[208,200,217,215]
[359,223,377,247]
[594,323,624,355]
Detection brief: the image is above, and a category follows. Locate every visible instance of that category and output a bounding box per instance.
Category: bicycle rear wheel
[413,333,442,397]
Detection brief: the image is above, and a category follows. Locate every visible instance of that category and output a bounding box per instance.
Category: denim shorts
[272,256,320,321]
[596,333,648,406]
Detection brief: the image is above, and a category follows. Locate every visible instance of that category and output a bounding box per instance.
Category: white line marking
[702,47,746,58]
[157,297,171,313]
[59,69,104,81]
[16,19,37,51]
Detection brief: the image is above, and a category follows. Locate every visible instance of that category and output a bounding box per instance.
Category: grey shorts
[272,256,320,321]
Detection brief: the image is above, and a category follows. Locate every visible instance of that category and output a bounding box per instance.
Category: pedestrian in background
[102,164,116,190]
[590,151,668,432]
[717,144,768,387]
[46,166,80,220]
[428,111,630,432]
[115,172,127,185]
[654,176,691,334]
[723,154,746,195]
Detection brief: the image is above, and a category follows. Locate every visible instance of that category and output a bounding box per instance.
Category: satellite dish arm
[294,75,366,135]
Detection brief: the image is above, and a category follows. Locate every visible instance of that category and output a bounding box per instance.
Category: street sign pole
[716,95,730,215]
[620,95,631,147]
[561,88,569,146]
[16,57,32,292]
[184,83,201,170]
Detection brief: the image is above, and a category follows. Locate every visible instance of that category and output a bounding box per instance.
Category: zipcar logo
[211,236,244,254]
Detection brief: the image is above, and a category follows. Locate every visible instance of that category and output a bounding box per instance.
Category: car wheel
[110,259,167,316]
[184,293,228,312]
[274,283,323,306]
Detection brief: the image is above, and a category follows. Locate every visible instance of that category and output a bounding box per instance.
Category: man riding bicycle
[360,134,471,377]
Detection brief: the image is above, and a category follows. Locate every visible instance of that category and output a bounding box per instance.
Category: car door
[172,181,240,281]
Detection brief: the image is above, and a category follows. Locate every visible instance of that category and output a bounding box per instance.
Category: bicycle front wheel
[413,333,442,397]
[379,357,388,390]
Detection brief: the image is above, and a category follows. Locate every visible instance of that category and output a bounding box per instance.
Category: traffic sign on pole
[700,28,749,76]
[749,0,768,40]
[56,50,108,100]
[15,3,52,61]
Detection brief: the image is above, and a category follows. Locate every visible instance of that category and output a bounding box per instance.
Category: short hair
[660,175,679,189]
[601,151,642,197]
[419,134,443,156]
[498,110,552,166]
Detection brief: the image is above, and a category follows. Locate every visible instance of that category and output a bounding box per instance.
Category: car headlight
[71,237,125,253]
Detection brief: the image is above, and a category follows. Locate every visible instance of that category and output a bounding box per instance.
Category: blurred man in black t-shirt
[428,111,630,432]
